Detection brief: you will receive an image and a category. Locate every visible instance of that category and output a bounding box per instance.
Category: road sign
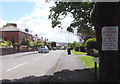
[102,26,118,51]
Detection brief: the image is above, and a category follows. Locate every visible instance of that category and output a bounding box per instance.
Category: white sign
[102,26,118,51]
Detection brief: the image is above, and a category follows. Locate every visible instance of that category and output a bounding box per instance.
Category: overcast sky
[0,0,79,43]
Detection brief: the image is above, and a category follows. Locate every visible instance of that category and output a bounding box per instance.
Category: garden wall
[0,48,15,56]
[0,47,35,56]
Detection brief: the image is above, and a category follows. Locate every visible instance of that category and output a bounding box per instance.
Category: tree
[2,23,16,27]
[91,2,120,82]
[49,2,95,36]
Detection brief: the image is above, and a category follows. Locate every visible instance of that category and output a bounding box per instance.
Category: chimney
[25,29,29,32]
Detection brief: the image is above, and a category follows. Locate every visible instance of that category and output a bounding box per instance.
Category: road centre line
[6,62,28,71]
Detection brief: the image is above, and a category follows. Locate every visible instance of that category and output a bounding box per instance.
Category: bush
[85,38,98,55]
[38,43,44,47]
[0,43,7,47]
[20,39,29,46]
[80,46,86,52]
[0,40,12,47]
[90,49,99,56]
[75,47,80,51]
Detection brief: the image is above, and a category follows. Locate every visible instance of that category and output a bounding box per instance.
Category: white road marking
[6,62,28,71]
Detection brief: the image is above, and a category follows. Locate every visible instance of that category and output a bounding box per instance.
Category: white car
[38,46,49,53]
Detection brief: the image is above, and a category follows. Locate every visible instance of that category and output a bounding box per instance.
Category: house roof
[0,25,31,35]
[32,35,41,39]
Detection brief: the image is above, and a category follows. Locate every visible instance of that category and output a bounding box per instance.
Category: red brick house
[0,24,33,43]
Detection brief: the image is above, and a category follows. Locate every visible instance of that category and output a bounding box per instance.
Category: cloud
[1,0,79,43]
[0,19,7,27]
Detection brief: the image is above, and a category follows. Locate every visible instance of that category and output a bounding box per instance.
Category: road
[0,50,65,80]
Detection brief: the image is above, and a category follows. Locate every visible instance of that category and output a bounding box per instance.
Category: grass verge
[79,56,99,68]
[72,50,99,78]
[71,50,87,55]
[79,56,94,68]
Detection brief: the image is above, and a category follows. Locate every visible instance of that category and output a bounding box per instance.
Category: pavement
[1,50,97,83]
[49,51,96,82]
[0,51,37,59]
[55,52,88,72]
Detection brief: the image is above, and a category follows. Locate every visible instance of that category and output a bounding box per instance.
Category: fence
[0,46,36,56]
[0,48,15,55]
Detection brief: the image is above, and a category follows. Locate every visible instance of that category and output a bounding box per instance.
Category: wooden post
[94,59,97,81]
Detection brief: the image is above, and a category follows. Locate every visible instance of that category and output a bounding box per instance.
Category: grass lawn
[72,50,99,76]
[71,50,87,55]
[79,56,94,68]
[79,56,99,68]
[72,50,99,68]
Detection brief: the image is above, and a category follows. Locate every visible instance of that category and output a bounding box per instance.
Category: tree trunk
[92,2,120,82]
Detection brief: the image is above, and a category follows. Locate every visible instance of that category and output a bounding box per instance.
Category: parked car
[38,46,49,53]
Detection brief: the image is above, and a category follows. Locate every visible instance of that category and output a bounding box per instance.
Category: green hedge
[85,38,98,55]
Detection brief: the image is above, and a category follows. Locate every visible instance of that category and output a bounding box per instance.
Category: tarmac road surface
[0,50,65,80]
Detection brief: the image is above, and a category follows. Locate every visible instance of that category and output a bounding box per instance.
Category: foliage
[38,43,45,47]
[29,41,34,46]
[68,43,74,49]
[85,38,97,55]
[72,41,77,49]
[14,42,21,46]
[85,38,97,49]
[20,39,30,46]
[72,50,86,55]
[0,43,8,47]
[68,41,85,52]
[2,23,15,27]
[4,41,12,46]
[0,39,12,47]
[90,49,99,56]
[49,2,95,36]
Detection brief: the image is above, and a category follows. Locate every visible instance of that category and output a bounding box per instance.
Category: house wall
[19,32,33,42]
[0,31,33,43]
[0,32,2,38]
[2,31,19,43]
[19,32,27,42]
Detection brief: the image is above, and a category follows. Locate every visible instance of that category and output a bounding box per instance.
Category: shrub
[20,39,29,46]
[85,38,98,55]
[0,40,12,47]
[75,47,80,51]
[0,43,7,47]
[80,46,86,52]
[38,43,44,47]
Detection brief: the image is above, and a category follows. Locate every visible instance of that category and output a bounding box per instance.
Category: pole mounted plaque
[102,26,118,51]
